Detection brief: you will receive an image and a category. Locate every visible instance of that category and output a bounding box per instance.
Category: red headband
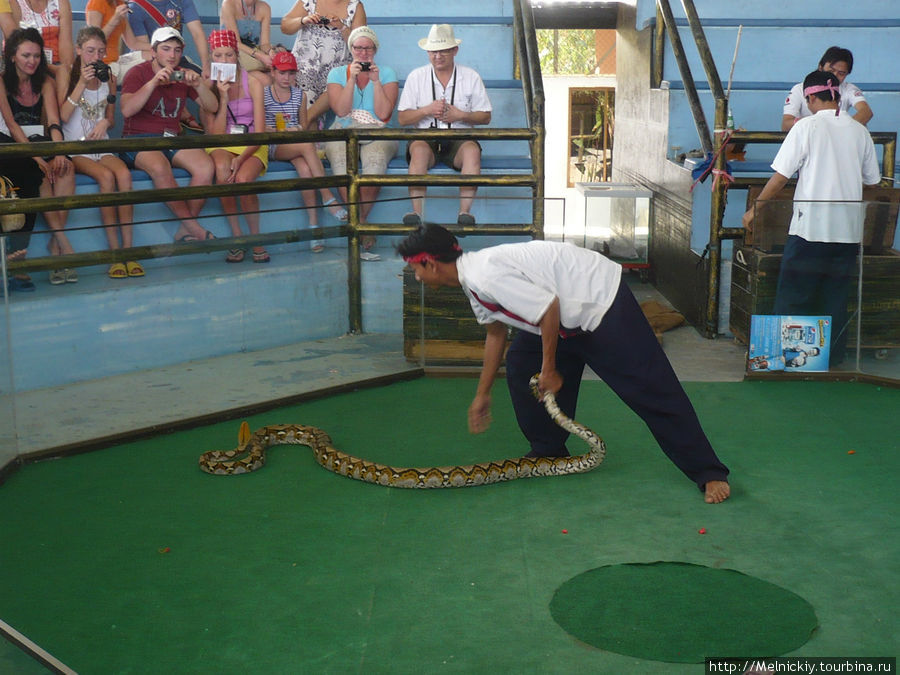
[208,29,238,52]
[403,244,462,265]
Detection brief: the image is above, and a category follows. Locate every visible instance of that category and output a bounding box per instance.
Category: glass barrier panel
[0,236,19,473]
[737,197,898,381]
[856,197,900,378]
[409,193,533,370]
[7,187,351,460]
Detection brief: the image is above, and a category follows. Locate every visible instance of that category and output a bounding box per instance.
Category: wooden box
[745,186,900,254]
[402,268,486,364]
[730,246,900,348]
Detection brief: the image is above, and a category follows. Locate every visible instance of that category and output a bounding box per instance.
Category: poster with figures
[747,315,831,372]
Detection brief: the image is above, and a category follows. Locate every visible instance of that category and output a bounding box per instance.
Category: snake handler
[398,224,731,503]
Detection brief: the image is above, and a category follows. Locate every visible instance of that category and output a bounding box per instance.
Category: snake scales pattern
[198,376,606,487]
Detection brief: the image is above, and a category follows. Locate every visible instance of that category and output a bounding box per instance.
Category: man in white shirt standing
[398,224,732,504]
[398,24,492,227]
[745,69,881,365]
[781,46,873,131]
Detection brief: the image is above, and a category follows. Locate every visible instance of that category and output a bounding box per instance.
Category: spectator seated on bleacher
[397,24,492,227]
[3,27,77,285]
[323,25,396,256]
[263,49,347,253]
[58,26,141,280]
[0,76,43,293]
[205,28,271,264]
[119,26,218,244]
[280,0,366,128]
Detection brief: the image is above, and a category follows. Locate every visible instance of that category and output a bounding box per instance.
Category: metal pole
[704,97,729,338]
[679,0,725,100]
[656,0,713,154]
[346,136,363,334]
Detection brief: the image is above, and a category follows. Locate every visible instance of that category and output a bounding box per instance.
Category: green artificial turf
[0,379,897,673]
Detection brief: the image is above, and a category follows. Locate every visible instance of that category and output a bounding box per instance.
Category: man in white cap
[398,24,492,226]
[120,26,219,242]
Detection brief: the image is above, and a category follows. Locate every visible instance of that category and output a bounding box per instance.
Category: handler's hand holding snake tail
[398,224,732,504]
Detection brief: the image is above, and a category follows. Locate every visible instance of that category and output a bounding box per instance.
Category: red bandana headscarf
[208,29,238,52]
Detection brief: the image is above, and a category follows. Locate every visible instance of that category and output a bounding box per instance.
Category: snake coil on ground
[198,375,606,487]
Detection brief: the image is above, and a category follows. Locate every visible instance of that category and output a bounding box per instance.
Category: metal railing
[1,0,546,333]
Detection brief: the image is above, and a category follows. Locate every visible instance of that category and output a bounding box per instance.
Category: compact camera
[170,69,185,81]
[91,61,111,83]
[359,62,371,71]
[316,16,330,25]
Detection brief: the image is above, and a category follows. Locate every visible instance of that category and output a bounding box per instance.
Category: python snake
[198,375,606,487]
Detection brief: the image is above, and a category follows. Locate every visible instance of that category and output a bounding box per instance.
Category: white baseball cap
[151,26,185,47]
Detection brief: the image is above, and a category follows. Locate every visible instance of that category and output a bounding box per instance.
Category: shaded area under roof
[531,1,621,30]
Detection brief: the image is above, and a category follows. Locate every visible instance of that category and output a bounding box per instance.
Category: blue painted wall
[634,0,900,251]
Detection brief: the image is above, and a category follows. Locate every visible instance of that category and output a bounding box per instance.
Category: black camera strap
[430,66,457,128]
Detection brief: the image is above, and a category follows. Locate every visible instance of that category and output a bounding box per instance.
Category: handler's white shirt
[455,240,622,335]
[771,109,880,243]
[782,80,867,120]
[398,63,492,129]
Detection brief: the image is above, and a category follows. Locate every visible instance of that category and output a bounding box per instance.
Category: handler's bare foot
[704,480,730,504]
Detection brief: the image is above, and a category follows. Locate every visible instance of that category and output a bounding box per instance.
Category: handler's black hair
[397,224,463,262]
[818,46,853,73]
[803,70,841,104]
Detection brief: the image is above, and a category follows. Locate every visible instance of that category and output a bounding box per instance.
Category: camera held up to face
[91,60,111,82]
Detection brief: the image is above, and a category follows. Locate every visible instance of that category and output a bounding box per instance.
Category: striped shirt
[263,86,304,129]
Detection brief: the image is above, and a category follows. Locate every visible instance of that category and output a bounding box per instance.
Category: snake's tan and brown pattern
[198,376,606,487]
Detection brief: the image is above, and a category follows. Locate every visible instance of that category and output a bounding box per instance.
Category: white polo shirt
[771,109,880,243]
[398,63,492,129]
[782,80,867,120]
[455,240,622,335]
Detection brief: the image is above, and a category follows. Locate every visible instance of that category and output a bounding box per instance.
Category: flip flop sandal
[108,262,127,279]
[175,233,199,243]
[226,249,245,263]
[126,261,145,277]
[252,249,271,263]
[323,197,348,221]
[49,269,66,285]
[65,268,79,283]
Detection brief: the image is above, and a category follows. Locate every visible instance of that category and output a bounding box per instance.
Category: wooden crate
[730,246,900,348]
[402,268,486,364]
[745,186,900,254]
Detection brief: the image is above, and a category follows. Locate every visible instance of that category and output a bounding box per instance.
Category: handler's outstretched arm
[468,322,507,433]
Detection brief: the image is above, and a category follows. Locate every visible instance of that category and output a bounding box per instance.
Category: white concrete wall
[542,75,615,239]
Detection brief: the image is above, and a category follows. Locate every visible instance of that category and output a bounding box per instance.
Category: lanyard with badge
[430,66,456,129]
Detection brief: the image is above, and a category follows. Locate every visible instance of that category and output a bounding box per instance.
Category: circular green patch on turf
[550,562,817,663]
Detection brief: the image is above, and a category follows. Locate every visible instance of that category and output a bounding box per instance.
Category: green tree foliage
[537,29,598,75]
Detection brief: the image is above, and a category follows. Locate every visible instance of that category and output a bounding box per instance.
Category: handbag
[329,109,386,145]
[0,176,26,233]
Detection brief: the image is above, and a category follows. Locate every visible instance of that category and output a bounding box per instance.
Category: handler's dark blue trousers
[504,277,729,490]
[774,235,858,363]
